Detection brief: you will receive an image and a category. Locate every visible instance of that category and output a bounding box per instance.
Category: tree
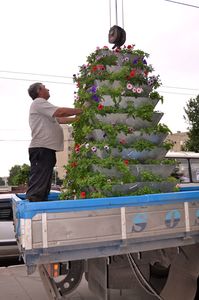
[8,164,30,186]
[0,177,5,186]
[183,95,199,152]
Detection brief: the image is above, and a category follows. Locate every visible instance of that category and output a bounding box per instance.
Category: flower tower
[62,45,177,200]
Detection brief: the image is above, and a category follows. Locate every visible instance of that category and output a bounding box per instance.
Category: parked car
[0,194,19,258]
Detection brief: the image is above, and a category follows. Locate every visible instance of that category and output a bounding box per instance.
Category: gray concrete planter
[91,164,175,179]
[102,95,159,109]
[95,147,168,161]
[88,129,167,145]
[94,112,163,129]
[95,80,152,96]
[111,182,177,194]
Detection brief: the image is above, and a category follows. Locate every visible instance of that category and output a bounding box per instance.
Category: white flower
[91,146,97,152]
[104,145,110,151]
[85,143,90,149]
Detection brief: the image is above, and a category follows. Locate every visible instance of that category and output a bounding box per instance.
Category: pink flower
[136,87,143,94]
[127,83,133,90]
[132,87,137,93]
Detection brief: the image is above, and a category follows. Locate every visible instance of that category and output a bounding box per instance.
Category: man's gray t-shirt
[29,97,64,151]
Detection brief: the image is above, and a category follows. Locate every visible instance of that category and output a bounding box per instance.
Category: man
[26,82,82,202]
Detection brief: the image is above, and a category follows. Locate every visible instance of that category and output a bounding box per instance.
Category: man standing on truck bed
[26,82,82,202]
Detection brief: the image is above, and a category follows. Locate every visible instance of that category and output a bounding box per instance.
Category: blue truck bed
[12,190,199,268]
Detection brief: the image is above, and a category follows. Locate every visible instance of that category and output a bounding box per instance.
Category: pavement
[0,263,167,300]
[0,264,96,300]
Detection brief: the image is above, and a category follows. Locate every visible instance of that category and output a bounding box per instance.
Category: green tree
[8,164,30,186]
[0,177,5,186]
[183,95,199,152]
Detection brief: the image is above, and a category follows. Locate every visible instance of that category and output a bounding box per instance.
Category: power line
[0,73,198,95]
[0,70,198,92]
[0,76,74,85]
[161,85,199,91]
[0,70,72,79]
[158,90,197,96]
[163,0,199,8]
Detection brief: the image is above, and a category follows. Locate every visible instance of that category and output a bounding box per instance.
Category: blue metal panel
[12,191,199,219]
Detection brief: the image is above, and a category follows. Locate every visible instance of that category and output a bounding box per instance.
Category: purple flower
[89,85,97,93]
[133,58,138,64]
[143,59,147,65]
[92,94,100,102]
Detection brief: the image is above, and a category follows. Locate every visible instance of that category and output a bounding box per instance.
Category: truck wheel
[53,260,84,296]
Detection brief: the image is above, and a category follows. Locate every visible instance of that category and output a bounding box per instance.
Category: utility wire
[158,90,197,96]
[0,76,73,85]
[0,74,198,95]
[0,70,198,92]
[164,0,199,8]
[162,85,199,91]
[0,70,72,79]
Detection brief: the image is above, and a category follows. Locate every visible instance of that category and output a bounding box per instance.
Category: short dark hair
[28,82,42,100]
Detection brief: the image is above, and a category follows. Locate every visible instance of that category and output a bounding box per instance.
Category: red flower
[75,144,80,153]
[92,66,98,72]
[130,69,136,77]
[124,160,129,166]
[97,104,104,110]
[120,139,126,145]
[71,162,78,168]
[80,191,86,198]
[127,45,132,49]
[98,64,105,70]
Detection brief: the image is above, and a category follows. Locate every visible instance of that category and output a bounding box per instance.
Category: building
[56,125,74,179]
[165,131,188,152]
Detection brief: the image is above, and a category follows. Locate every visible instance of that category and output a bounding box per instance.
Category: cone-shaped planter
[63,45,176,199]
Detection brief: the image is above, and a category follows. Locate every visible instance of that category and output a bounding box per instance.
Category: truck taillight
[52,263,60,278]
[45,263,61,277]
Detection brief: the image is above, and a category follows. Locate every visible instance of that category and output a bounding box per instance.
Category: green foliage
[8,164,30,186]
[183,95,199,152]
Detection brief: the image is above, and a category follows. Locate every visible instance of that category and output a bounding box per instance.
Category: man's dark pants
[26,147,56,202]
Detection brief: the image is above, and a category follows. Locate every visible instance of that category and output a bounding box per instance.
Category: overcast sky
[0,0,198,177]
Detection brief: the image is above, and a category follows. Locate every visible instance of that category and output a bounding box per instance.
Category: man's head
[28,83,50,100]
